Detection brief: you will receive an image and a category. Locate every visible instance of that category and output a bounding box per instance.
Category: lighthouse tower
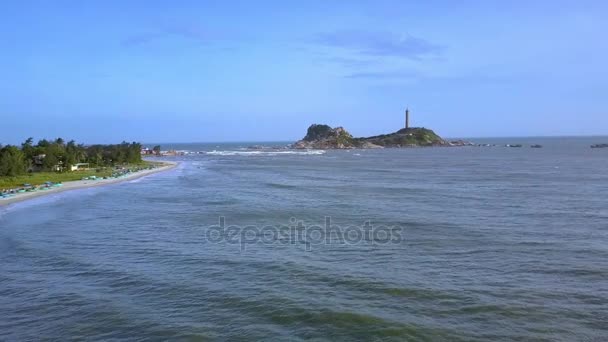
[405,108,410,129]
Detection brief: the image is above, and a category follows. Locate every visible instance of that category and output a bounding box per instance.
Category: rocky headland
[292,124,450,149]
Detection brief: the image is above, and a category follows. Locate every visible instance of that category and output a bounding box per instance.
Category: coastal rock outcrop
[292,124,360,149]
[293,124,447,149]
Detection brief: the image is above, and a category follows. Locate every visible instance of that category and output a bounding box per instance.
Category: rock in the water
[449,140,475,147]
[292,124,447,149]
[293,124,359,149]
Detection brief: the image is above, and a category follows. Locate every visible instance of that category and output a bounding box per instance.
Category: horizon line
[142,134,608,145]
[3,134,608,146]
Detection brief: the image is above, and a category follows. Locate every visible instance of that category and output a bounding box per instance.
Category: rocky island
[293,124,449,149]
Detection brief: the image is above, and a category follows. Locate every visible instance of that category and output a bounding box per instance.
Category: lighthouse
[405,108,410,129]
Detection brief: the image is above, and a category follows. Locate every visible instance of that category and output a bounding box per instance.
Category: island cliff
[293,124,448,149]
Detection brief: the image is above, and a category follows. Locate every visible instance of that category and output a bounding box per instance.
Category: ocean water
[1,137,607,341]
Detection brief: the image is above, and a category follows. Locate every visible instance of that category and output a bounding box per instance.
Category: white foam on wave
[205,150,326,156]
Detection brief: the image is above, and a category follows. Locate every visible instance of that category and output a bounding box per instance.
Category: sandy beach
[0,161,178,207]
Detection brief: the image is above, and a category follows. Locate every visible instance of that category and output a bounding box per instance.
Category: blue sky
[1,0,607,144]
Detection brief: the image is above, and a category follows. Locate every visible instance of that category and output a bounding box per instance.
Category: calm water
[1,137,607,341]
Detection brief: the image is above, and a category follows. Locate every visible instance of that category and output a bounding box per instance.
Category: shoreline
[0,161,178,207]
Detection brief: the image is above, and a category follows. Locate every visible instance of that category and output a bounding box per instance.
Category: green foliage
[0,169,113,189]
[335,130,355,146]
[0,137,143,177]
[0,145,27,177]
[362,127,444,147]
[153,145,161,155]
[81,141,143,166]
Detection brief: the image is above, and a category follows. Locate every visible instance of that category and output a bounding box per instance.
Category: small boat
[591,144,608,148]
[530,144,543,148]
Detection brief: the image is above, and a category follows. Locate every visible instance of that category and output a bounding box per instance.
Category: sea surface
[1,137,607,341]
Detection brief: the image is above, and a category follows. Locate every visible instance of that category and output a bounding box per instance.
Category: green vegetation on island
[360,127,445,147]
[293,124,447,149]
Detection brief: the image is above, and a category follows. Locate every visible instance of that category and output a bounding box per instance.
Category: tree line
[0,138,143,177]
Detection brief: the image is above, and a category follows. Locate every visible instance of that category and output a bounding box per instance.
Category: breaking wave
[205,150,326,156]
